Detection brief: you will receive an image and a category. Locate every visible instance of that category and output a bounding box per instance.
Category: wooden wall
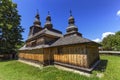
[18,43,99,68]
[87,45,100,67]
[43,48,55,65]
[19,49,44,63]
[53,44,89,68]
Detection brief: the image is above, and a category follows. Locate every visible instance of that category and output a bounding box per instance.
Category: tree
[102,34,114,50]
[0,0,24,54]
[102,31,120,51]
[113,31,120,50]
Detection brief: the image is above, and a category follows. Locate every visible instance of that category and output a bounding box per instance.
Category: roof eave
[50,41,100,47]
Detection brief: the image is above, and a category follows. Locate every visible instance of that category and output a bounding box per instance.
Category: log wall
[87,45,99,67]
[53,44,89,68]
[43,48,54,65]
[19,49,44,63]
[18,43,99,68]
[19,53,43,62]
[54,54,87,67]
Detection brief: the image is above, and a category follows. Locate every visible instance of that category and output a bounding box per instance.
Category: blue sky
[12,0,120,42]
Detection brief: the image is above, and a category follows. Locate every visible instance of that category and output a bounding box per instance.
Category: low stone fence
[99,51,120,55]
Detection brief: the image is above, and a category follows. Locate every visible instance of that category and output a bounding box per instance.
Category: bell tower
[28,10,42,37]
[65,10,82,37]
[44,11,53,29]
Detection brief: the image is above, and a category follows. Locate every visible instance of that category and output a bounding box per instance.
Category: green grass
[98,55,120,80]
[0,55,119,80]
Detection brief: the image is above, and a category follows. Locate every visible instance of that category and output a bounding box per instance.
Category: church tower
[44,11,53,29]
[28,11,42,37]
[65,10,82,37]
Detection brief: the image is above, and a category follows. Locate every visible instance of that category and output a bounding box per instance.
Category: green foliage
[16,41,24,49]
[0,0,24,53]
[102,31,120,51]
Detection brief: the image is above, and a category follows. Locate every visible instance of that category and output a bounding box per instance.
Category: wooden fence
[99,51,120,55]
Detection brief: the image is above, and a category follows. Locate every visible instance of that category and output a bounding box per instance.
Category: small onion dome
[44,12,53,29]
[68,10,75,24]
[46,15,51,21]
[33,13,41,26]
[66,24,78,32]
[68,16,75,24]
[66,10,78,33]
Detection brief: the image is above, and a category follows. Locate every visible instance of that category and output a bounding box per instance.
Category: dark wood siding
[87,45,100,68]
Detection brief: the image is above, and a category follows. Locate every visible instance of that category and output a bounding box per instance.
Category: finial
[70,10,72,16]
[44,11,53,29]
[46,11,51,21]
[68,9,75,24]
[33,9,41,25]
[35,9,40,20]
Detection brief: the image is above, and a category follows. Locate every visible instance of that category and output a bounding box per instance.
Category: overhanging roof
[27,28,63,41]
[51,34,100,47]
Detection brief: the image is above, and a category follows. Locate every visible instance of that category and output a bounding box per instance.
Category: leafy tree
[16,41,25,49]
[0,0,24,54]
[102,34,114,50]
[102,31,120,51]
[113,31,120,50]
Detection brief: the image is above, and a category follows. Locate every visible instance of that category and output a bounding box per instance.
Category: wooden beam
[54,60,100,73]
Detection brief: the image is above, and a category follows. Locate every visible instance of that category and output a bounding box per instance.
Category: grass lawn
[0,55,119,80]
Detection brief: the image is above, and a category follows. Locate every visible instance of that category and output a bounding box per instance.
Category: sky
[12,0,120,42]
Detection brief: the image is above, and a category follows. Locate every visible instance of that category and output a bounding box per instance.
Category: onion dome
[28,10,42,37]
[33,11,41,27]
[44,11,53,29]
[66,10,78,33]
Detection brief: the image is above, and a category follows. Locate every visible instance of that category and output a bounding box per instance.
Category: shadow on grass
[94,60,108,72]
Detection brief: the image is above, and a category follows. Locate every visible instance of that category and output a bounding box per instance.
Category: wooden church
[19,11,100,72]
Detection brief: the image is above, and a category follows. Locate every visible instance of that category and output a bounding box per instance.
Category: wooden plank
[74,54,77,66]
[19,53,44,63]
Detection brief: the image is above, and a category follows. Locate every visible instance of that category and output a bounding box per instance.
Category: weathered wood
[52,44,90,68]
[87,46,99,68]
[19,53,44,62]
[19,43,99,68]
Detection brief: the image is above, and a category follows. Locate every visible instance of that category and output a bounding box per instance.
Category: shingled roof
[19,44,50,50]
[51,34,100,47]
[27,28,63,41]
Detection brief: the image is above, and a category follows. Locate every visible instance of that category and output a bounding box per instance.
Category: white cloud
[102,32,115,39]
[92,38,101,42]
[117,10,120,17]
[92,32,115,42]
